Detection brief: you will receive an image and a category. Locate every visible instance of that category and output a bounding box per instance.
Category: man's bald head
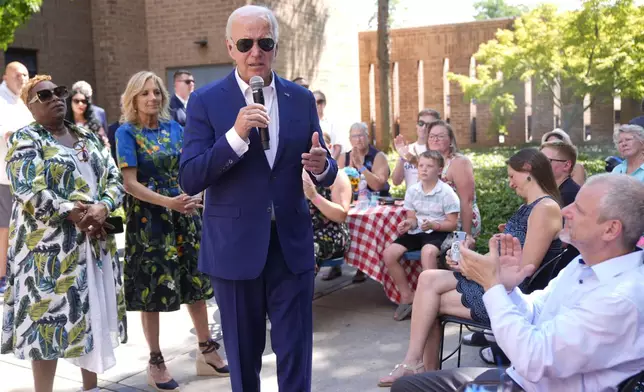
[3,62,29,96]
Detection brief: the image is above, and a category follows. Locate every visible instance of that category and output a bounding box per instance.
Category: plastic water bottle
[357,174,369,209]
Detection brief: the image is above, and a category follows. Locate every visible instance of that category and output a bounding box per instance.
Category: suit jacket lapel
[273,75,290,169]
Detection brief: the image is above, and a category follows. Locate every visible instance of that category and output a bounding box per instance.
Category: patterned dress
[455,196,563,324]
[1,123,126,363]
[116,120,213,312]
[308,186,351,263]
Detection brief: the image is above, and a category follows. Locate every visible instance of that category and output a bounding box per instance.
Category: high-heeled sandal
[377,362,424,387]
[147,352,180,391]
[196,339,230,377]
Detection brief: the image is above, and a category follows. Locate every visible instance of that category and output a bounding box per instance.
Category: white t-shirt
[0,82,34,185]
[320,116,349,153]
[402,142,427,187]
[404,179,460,234]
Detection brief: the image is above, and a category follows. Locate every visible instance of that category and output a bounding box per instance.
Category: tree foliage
[450,0,644,133]
[474,0,528,20]
[0,0,42,51]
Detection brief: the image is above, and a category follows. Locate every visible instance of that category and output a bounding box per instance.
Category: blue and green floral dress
[116,120,213,312]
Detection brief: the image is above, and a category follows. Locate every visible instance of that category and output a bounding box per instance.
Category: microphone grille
[249,76,264,90]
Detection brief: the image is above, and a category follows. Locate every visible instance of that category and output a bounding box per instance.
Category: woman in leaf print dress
[116,71,228,391]
[1,75,126,392]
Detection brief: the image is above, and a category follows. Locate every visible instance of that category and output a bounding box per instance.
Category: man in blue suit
[170,70,195,126]
[178,5,337,392]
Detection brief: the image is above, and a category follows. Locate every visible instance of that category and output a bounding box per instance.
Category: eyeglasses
[235,37,276,53]
[73,140,90,162]
[548,158,569,163]
[72,98,88,105]
[29,86,69,104]
[350,134,367,139]
[316,99,325,105]
[428,134,448,140]
[182,79,195,85]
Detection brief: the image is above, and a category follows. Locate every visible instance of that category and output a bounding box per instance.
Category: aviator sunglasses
[29,86,69,104]
[235,37,275,53]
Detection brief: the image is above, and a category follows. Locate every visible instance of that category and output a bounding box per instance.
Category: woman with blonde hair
[1,75,125,392]
[541,128,586,185]
[115,71,228,391]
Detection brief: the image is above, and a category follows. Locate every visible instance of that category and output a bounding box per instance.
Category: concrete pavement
[1,257,490,391]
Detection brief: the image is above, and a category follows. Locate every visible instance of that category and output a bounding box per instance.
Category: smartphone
[450,231,467,263]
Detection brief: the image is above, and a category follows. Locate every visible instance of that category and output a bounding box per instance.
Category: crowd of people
[0,4,643,392]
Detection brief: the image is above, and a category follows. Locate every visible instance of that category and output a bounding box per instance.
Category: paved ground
[1,235,490,391]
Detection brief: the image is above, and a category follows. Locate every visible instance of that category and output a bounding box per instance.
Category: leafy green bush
[387,145,611,253]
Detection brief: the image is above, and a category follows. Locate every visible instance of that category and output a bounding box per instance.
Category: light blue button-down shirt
[612,160,644,182]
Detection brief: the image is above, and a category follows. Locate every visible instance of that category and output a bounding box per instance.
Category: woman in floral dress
[303,132,352,280]
[116,71,228,391]
[1,75,126,392]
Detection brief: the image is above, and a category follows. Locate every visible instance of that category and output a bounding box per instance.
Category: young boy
[383,150,460,321]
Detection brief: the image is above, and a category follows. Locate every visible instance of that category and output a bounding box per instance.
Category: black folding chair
[438,248,571,369]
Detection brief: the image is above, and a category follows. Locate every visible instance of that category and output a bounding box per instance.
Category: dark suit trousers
[211,223,315,392]
[392,368,524,392]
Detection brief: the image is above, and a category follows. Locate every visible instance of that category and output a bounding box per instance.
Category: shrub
[387,145,610,253]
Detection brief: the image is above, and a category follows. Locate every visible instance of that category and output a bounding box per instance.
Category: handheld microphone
[249,76,270,150]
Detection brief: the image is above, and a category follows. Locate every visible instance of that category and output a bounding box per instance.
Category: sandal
[393,303,413,321]
[196,339,230,377]
[378,362,425,387]
[147,352,180,391]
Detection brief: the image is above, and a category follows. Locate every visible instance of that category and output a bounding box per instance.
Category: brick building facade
[359,20,635,148]
[2,1,636,148]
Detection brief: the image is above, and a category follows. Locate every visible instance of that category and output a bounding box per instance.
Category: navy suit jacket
[92,105,108,132]
[179,71,338,280]
[170,94,187,126]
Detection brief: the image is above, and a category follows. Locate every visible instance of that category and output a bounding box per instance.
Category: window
[4,48,38,77]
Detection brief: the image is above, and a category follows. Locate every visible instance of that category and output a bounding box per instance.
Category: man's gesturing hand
[302,132,328,175]
[234,103,270,140]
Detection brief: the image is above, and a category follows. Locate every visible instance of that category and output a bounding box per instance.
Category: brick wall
[1,0,95,99]
[359,19,516,149]
[90,0,150,123]
[358,19,623,148]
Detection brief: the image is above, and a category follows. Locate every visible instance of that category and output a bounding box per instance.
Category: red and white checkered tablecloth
[345,204,424,304]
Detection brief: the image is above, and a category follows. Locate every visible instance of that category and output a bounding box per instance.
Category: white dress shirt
[483,250,644,392]
[0,81,34,185]
[225,69,329,176]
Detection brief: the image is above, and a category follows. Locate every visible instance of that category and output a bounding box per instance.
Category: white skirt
[66,241,120,374]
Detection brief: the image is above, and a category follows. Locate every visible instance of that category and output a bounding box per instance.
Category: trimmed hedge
[388,146,611,253]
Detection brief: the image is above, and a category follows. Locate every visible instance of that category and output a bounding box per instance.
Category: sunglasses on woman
[29,86,69,104]
[235,38,275,53]
[72,98,88,105]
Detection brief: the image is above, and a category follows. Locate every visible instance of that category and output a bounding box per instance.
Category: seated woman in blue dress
[378,148,563,387]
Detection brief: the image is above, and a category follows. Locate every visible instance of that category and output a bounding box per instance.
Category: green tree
[450,0,644,134]
[0,0,42,51]
[474,0,528,20]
